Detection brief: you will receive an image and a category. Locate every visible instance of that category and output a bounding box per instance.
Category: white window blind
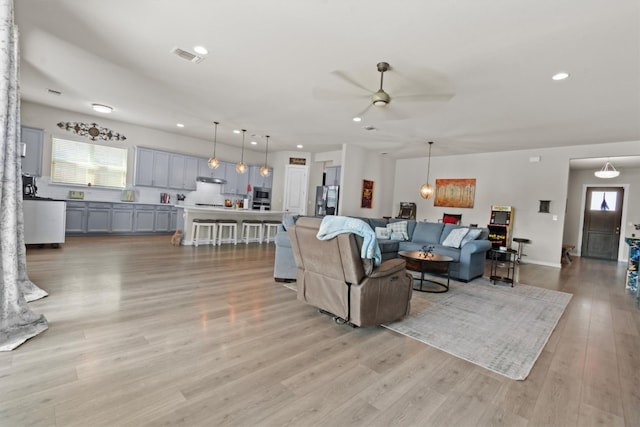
[51,138,128,188]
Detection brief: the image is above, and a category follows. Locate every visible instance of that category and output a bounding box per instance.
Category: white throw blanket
[316,216,382,266]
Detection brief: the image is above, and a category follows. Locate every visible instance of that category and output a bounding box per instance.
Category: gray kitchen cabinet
[169,153,198,190]
[223,162,249,195]
[325,166,341,186]
[155,206,171,232]
[134,147,170,187]
[86,203,112,233]
[65,201,87,233]
[20,126,44,177]
[249,166,273,189]
[197,157,226,180]
[134,205,155,232]
[111,204,134,232]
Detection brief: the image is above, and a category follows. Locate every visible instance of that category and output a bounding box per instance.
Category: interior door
[283,165,308,215]
[581,187,623,260]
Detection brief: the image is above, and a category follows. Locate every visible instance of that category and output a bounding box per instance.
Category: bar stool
[241,220,264,244]
[263,220,280,243]
[216,219,238,245]
[191,219,217,247]
[513,237,531,264]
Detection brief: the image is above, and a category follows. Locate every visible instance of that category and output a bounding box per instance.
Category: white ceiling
[14,0,640,160]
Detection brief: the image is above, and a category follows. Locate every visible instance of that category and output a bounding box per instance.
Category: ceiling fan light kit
[420,141,435,199]
[594,160,620,178]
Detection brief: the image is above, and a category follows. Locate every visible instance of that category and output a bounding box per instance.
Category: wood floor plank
[0,236,636,426]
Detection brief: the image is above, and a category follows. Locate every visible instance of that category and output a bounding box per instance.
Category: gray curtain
[0,0,48,351]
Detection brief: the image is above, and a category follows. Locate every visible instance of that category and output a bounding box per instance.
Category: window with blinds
[51,138,128,188]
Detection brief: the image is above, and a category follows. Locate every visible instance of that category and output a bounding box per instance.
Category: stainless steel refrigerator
[315,186,339,216]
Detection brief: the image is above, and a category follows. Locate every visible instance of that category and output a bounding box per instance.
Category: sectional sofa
[274,214,491,282]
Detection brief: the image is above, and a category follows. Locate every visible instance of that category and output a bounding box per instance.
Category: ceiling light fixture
[260,135,271,177]
[193,46,208,55]
[176,123,185,128]
[297,144,303,149]
[236,129,248,174]
[92,104,113,113]
[594,160,620,178]
[208,121,220,169]
[552,72,569,81]
[352,117,362,122]
[419,141,434,199]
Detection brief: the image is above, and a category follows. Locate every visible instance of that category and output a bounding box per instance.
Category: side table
[490,248,517,287]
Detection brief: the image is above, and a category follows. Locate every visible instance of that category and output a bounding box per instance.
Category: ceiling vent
[171,47,204,63]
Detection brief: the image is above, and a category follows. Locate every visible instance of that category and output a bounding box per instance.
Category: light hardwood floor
[1,235,639,426]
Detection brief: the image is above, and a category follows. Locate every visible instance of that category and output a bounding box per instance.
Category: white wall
[339,144,396,218]
[394,140,640,267]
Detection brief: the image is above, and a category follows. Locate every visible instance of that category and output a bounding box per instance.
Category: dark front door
[581,187,624,260]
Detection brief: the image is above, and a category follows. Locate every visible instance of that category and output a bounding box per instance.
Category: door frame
[576,183,630,261]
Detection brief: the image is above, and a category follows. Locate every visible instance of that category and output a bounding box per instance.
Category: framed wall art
[434,178,476,208]
[361,179,374,208]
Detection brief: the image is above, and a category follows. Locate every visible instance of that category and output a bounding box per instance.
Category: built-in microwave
[253,187,270,202]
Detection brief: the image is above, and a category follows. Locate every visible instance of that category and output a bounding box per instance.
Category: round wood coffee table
[398,251,454,293]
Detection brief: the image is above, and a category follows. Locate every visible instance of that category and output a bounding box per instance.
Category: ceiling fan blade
[331,70,374,94]
[312,86,370,101]
[353,103,374,119]
[393,93,455,102]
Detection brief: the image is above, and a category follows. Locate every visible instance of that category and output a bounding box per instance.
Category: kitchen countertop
[180,204,283,214]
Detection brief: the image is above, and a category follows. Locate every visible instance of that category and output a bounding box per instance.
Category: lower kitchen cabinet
[87,203,112,233]
[134,205,156,232]
[111,204,135,232]
[65,202,177,235]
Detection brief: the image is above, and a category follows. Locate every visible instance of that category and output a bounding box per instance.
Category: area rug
[383,278,572,380]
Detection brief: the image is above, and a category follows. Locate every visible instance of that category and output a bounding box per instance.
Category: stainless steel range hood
[197,176,226,184]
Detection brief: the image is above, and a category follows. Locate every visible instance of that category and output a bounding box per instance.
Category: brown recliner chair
[288,217,413,327]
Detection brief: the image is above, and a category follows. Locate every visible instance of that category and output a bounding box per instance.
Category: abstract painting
[435,178,476,208]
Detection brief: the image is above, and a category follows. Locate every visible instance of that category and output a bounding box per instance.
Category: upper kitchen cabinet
[249,166,273,189]
[20,126,44,176]
[223,162,249,195]
[197,157,226,180]
[324,166,341,186]
[169,154,198,190]
[134,147,170,188]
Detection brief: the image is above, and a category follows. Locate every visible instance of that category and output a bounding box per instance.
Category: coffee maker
[22,175,37,198]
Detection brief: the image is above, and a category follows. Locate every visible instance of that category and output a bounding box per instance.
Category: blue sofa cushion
[411,222,444,244]
[369,218,389,230]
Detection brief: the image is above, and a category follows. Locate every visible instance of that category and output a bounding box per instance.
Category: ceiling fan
[315,61,454,121]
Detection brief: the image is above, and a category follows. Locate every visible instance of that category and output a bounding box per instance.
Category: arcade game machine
[488,205,514,257]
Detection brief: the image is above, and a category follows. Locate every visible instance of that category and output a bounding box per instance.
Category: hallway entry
[581,186,623,260]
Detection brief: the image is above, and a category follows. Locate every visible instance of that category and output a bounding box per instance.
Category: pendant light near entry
[594,160,620,178]
[259,135,271,177]
[236,129,248,174]
[207,121,220,169]
[419,141,434,199]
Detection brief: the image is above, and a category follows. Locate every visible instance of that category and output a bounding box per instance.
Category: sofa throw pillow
[461,228,482,247]
[386,221,409,240]
[442,227,469,248]
[375,226,391,240]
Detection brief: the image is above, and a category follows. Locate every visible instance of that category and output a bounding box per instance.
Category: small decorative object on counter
[420,245,434,259]
[176,194,186,201]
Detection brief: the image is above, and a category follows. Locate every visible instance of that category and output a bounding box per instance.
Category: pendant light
[419,141,434,199]
[594,160,620,178]
[236,129,247,174]
[207,121,220,169]
[259,135,271,177]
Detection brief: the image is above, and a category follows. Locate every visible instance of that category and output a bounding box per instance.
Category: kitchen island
[178,204,284,245]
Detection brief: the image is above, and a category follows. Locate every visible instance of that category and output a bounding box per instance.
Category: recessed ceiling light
[352,117,362,122]
[552,72,569,81]
[233,130,241,134]
[297,144,303,148]
[193,46,208,55]
[92,104,113,113]
[251,141,257,145]
[176,123,185,128]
